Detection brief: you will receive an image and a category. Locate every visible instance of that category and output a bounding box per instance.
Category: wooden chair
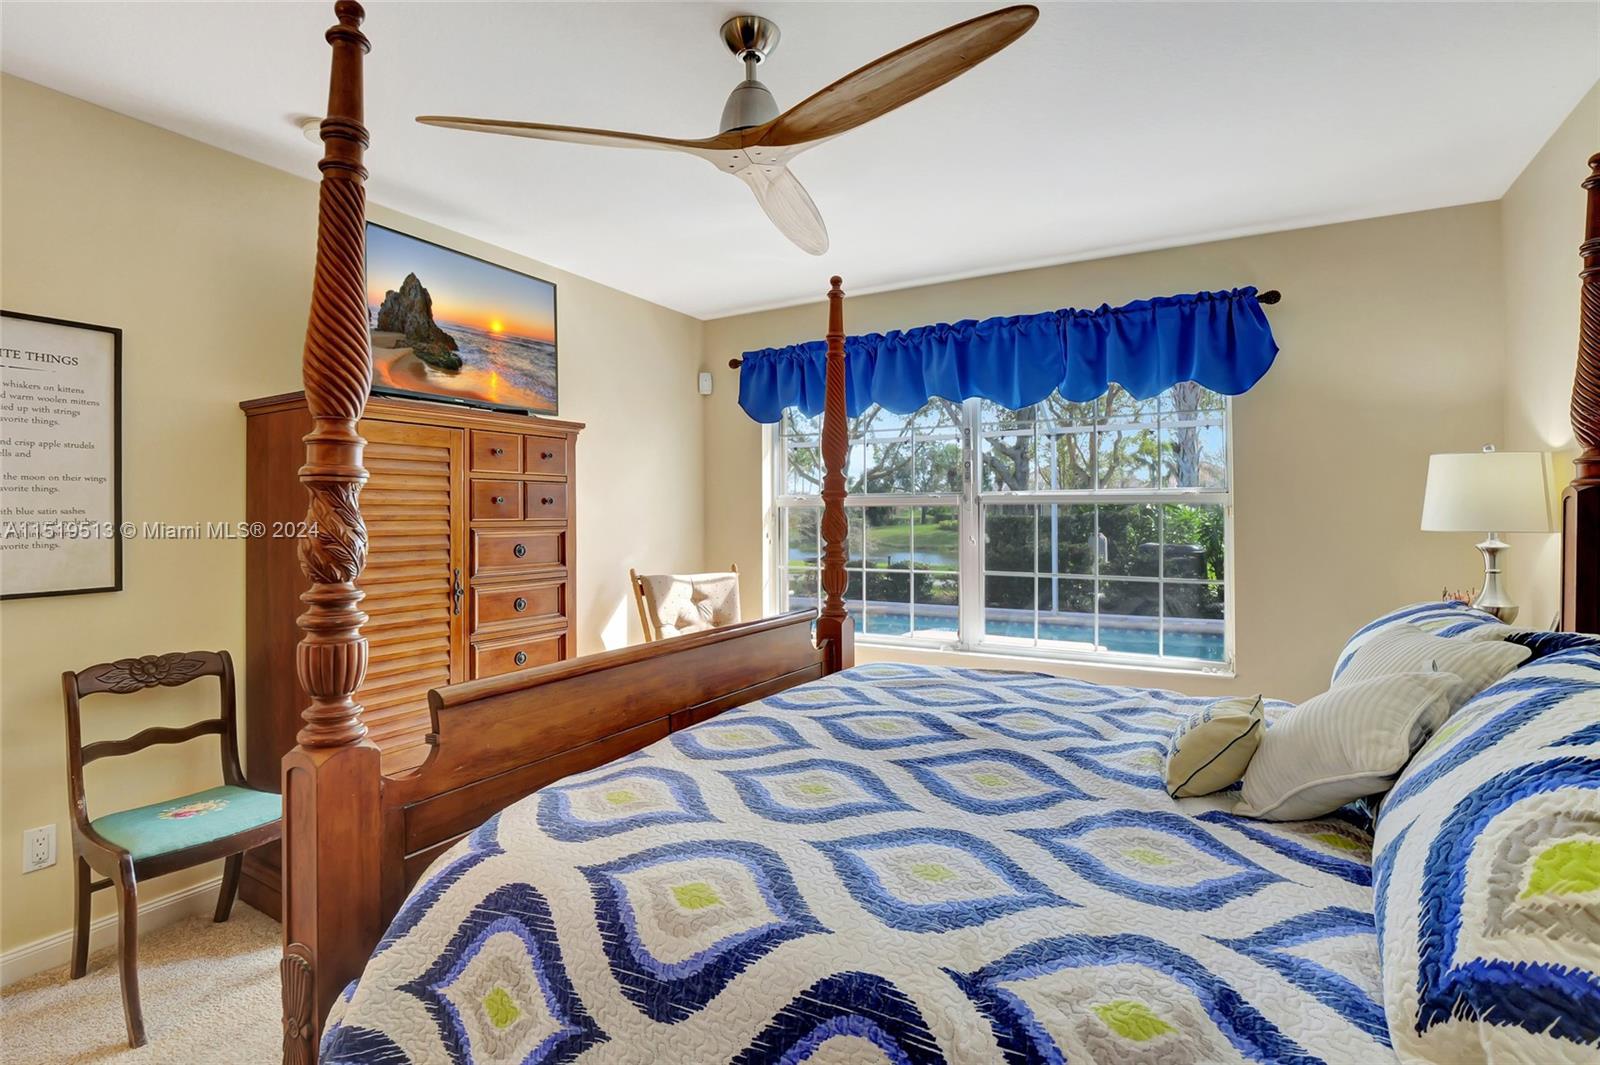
[630,564,741,642]
[61,650,282,1048]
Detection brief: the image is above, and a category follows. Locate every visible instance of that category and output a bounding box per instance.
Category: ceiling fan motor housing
[721,77,779,133]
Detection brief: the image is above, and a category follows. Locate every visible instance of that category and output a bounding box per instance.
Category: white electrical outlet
[22,825,56,873]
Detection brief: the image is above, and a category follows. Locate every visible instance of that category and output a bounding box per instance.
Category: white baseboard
[0,875,225,988]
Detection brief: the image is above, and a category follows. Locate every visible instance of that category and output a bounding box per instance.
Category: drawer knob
[491,446,504,456]
[513,543,526,558]
[541,496,554,506]
[514,651,528,666]
[541,450,554,460]
[514,597,527,612]
[492,495,506,504]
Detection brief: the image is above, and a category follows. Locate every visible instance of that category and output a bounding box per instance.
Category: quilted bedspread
[323,663,1393,1064]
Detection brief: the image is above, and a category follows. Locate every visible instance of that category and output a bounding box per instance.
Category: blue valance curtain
[737,287,1279,424]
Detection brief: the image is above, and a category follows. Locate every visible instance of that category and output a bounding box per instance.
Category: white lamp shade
[1421,450,1552,533]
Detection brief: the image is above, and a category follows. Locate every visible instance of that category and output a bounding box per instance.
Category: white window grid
[773,392,1234,672]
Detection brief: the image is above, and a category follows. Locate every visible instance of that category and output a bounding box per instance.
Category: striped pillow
[1334,624,1529,710]
[1331,600,1509,685]
[1236,671,1466,821]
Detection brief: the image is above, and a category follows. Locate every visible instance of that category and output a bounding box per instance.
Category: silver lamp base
[1472,533,1519,624]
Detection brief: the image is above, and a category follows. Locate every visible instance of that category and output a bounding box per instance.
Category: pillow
[1334,623,1529,710]
[1235,671,1465,821]
[639,572,741,638]
[1163,695,1264,798]
[1331,600,1509,684]
[1372,643,1600,1061]
[1504,627,1600,662]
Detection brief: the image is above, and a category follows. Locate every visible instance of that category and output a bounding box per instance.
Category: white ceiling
[3,2,1597,319]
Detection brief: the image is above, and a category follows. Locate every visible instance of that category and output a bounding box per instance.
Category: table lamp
[1421,446,1551,623]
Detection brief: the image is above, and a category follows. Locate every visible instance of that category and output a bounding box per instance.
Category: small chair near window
[61,650,282,1048]
[630,565,741,642]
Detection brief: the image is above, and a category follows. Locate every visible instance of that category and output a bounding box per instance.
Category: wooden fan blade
[739,166,829,255]
[756,5,1038,149]
[416,115,739,156]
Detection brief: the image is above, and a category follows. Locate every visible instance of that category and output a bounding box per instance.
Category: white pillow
[1334,623,1529,711]
[1235,671,1466,821]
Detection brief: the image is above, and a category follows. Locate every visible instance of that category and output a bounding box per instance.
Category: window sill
[852,633,1238,682]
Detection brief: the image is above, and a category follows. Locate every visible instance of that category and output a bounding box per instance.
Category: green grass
[863,519,959,558]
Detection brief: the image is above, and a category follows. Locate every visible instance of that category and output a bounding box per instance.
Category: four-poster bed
[279,6,860,1057]
[279,5,1600,1062]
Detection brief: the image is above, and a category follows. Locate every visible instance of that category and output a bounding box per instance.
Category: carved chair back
[61,651,244,829]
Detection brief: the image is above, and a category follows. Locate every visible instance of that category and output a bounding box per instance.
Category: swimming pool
[792,597,1226,662]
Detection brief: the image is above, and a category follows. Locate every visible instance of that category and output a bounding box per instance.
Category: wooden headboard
[1562,152,1600,633]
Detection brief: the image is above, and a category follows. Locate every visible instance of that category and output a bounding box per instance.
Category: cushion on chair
[639,572,741,639]
[91,784,281,861]
[1371,638,1600,1061]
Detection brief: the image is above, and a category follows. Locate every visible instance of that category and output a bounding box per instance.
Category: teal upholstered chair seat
[92,784,282,862]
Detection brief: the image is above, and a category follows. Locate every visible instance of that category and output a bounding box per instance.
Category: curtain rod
[727,289,1282,369]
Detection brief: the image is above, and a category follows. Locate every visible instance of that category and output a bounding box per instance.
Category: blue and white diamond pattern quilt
[323,664,1393,1064]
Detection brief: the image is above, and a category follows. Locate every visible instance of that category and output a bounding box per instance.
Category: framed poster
[0,311,122,599]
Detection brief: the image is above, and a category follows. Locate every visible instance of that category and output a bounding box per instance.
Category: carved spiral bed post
[280,4,382,1062]
[814,276,856,671]
[1563,152,1600,634]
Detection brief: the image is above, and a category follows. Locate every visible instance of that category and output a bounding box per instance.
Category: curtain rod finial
[1257,289,1281,305]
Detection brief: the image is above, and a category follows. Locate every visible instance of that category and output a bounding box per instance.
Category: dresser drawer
[525,483,569,523]
[472,629,566,678]
[471,479,524,521]
[472,578,566,631]
[471,527,566,578]
[525,436,568,477]
[470,430,522,474]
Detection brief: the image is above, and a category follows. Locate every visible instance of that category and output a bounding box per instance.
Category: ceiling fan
[417,5,1039,255]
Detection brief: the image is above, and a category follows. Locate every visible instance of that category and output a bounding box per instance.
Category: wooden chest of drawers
[238,391,582,915]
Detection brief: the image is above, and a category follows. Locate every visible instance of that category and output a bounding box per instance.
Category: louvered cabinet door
[355,419,467,768]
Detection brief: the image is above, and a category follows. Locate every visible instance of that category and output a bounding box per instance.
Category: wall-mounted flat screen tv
[365,222,558,414]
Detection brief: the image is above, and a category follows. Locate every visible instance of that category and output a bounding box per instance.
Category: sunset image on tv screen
[365,223,557,413]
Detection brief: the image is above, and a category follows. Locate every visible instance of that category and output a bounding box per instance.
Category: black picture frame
[364,221,559,417]
[0,310,123,600]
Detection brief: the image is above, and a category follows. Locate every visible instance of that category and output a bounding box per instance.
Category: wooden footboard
[377,611,831,918]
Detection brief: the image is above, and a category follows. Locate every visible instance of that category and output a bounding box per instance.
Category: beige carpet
[0,906,281,1064]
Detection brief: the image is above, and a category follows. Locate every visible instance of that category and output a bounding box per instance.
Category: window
[773,383,1231,669]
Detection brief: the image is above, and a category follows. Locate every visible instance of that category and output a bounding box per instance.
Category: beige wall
[4,66,1591,964]
[701,204,1513,704]
[1501,83,1600,628]
[0,76,704,953]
